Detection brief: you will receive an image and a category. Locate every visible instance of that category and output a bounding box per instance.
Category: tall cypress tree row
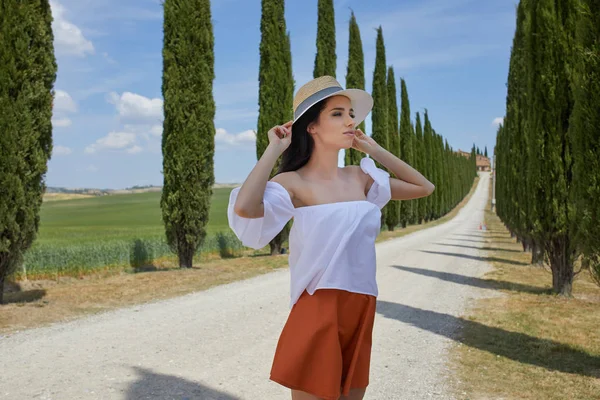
[415,112,426,224]
[344,11,365,166]
[0,0,56,303]
[571,0,600,283]
[371,26,388,225]
[385,66,399,231]
[256,0,294,255]
[313,0,336,78]
[398,78,414,227]
[497,0,579,294]
[161,0,216,268]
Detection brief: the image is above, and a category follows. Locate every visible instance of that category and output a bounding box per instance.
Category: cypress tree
[439,135,447,215]
[314,0,336,78]
[415,112,426,224]
[432,131,443,218]
[371,26,388,226]
[385,66,399,231]
[444,139,451,213]
[0,0,57,303]
[484,146,488,158]
[409,121,418,224]
[423,111,434,220]
[161,0,216,268]
[470,144,477,176]
[256,0,294,255]
[398,78,414,227]
[570,0,600,283]
[504,1,535,259]
[344,11,365,166]
[525,0,577,295]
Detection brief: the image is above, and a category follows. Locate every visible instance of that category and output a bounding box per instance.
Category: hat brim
[292,88,373,127]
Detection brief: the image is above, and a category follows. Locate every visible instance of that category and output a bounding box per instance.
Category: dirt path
[0,173,493,400]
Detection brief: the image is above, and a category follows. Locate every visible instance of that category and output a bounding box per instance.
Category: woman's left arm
[369,145,435,201]
[352,128,435,201]
[369,146,435,200]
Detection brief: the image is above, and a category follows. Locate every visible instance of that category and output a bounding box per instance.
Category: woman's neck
[302,147,341,181]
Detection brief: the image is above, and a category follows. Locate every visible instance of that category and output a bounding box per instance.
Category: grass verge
[448,180,600,400]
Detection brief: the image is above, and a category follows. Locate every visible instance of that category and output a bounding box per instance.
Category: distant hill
[45,183,239,197]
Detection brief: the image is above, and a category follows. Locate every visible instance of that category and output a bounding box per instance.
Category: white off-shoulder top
[227,157,392,308]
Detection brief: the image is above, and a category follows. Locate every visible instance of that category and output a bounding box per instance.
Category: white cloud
[121,123,162,141]
[53,145,72,156]
[85,131,136,154]
[492,117,504,126]
[107,91,163,122]
[87,165,98,172]
[215,128,256,147]
[52,90,76,129]
[50,0,94,57]
[53,90,77,113]
[52,117,72,128]
[127,145,143,154]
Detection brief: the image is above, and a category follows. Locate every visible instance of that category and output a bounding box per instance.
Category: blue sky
[47,0,516,189]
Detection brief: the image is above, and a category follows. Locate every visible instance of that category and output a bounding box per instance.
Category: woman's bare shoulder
[343,164,373,194]
[270,171,300,200]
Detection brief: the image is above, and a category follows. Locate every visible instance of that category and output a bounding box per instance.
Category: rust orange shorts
[270,288,377,400]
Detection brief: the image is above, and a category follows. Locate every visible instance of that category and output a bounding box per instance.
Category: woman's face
[308,95,356,150]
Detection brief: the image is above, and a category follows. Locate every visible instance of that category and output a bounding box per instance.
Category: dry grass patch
[0,253,288,335]
[43,193,96,202]
[448,189,600,400]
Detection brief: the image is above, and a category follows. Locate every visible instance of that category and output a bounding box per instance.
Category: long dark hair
[276,98,328,174]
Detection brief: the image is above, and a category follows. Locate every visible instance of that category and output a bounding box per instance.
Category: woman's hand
[351,129,381,155]
[267,120,293,152]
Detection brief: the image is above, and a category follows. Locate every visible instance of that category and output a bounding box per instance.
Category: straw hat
[292,76,373,125]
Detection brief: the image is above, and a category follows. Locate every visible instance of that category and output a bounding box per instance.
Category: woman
[227,76,434,400]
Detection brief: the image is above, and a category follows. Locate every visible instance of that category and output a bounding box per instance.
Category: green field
[37,188,233,245]
[20,188,244,278]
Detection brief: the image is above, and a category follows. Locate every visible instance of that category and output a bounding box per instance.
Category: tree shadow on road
[391,265,548,295]
[126,367,240,400]
[419,250,529,266]
[376,301,600,378]
[432,242,522,253]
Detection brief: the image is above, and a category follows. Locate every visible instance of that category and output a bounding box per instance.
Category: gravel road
[0,172,496,400]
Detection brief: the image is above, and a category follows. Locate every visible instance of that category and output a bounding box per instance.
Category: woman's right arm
[233,121,292,218]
